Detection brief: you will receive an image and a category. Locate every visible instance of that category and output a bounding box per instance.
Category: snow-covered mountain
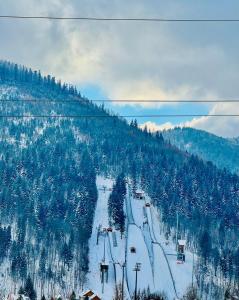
[162,127,239,174]
[87,177,194,299]
[230,136,239,146]
[0,61,239,300]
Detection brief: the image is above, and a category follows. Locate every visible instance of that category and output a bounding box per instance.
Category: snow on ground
[125,189,155,296]
[86,176,115,299]
[86,177,131,300]
[129,187,194,299]
[107,229,131,299]
[87,178,194,299]
[149,202,195,299]
[126,224,154,295]
[125,190,134,224]
[131,196,146,227]
[130,193,176,299]
[152,243,176,299]
[130,196,154,278]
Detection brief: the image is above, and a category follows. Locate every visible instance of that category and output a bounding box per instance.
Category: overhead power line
[1,99,239,103]
[1,15,239,22]
[0,114,238,118]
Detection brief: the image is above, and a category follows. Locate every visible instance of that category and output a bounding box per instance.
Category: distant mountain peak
[162,127,239,174]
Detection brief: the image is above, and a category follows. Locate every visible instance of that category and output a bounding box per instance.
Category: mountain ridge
[162,127,239,174]
[0,60,239,298]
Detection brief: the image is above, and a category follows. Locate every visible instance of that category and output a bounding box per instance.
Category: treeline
[18,276,37,300]
[0,61,239,296]
[85,111,239,293]
[108,174,126,234]
[0,60,79,97]
[0,114,97,294]
[162,127,239,174]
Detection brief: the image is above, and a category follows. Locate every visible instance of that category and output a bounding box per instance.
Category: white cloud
[186,103,239,137]
[1,0,239,136]
[140,103,239,137]
[140,121,175,132]
[0,0,236,99]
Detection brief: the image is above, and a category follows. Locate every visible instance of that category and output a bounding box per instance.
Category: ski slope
[87,177,194,299]
[86,177,131,300]
[126,224,154,294]
[130,193,176,299]
[86,177,115,299]
[149,205,195,298]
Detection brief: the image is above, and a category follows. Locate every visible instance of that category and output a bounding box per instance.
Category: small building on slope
[134,190,145,200]
[177,239,186,263]
[81,290,101,300]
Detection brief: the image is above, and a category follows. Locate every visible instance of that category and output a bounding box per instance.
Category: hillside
[230,136,239,146]
[0,61,239,299]
[162,127,239,174]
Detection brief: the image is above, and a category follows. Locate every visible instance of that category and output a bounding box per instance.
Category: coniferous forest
[108,174,126,234]
[0,61,239,298]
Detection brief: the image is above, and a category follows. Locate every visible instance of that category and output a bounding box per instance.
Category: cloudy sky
[0,0,239,137]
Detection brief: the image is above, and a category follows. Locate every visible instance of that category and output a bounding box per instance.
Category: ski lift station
[81,290,101,300]
[134,190,145,200]
[177,239,186,263]
[89,296,101,300]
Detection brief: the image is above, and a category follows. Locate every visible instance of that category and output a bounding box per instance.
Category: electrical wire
[0,15,239,22]
[0,114,238,118]
[0,99,239,103]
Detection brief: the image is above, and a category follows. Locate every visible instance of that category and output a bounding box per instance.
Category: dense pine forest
[162,127,239,174]
[0,61,239,298]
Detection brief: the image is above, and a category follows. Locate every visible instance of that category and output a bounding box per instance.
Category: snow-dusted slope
[126,224,154,294]
[149,206,195,298]
[130,193,176,299]
[87,178,194,299]
[125,191,154,295]
[86,177,130,300]
[86,177,115,299]
[0,85,31,100]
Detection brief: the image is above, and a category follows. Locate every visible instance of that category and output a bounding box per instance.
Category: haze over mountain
[1,0,239,138]
[0,61,239,299]
[162,127,239,174]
